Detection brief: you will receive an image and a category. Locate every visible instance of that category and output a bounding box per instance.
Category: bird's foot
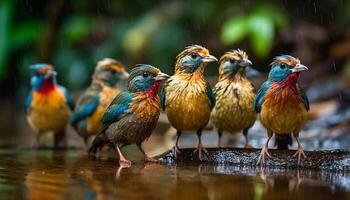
[244,143,253,148]
[256,145,272,165]
[291,147,307,166]
[119,158,132,166]
[144,155,159,163]
[172,145,181,159]
[193,144,208,160]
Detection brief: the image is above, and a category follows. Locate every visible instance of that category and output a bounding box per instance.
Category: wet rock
[159,148,350,171]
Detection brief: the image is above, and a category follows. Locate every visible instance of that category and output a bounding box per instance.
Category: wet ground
[0,149,349,200]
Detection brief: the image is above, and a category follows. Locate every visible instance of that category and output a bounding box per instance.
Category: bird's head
[175,45,217,74]
[127,64,169,94]
[30,64,57,90]
[218,49,252,79]
[268,55,308,83]
[93,58,129,85]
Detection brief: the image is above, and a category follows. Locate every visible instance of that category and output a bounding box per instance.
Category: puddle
[0,150,349,199]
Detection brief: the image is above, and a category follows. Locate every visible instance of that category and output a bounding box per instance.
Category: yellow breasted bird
[25,64,75,149]
[211,49,256,147]
[254,55,309,165]
[161,45,217,159]
[70,58,129,146]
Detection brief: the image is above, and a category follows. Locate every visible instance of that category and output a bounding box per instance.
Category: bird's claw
[193,144,208,160]
[119,158,132,166]
[172,145,181,159]
[144,156,159,163]
[291,147,307,166]
[256,145,271,165]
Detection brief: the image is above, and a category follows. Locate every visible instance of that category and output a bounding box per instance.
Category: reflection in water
[0,150,349,199]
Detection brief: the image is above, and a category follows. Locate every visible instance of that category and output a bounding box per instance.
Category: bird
[88,64,169,165]
[25,64,75,149]
[254,55,309,165]
[210,49,256,147]
[161,45,217,160]
[70,58,129,147]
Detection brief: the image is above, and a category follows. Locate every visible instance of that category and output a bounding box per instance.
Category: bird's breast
[165,77,211,131]
[28,89,71,132]
[211,80,256,133]
[260,86,308,134]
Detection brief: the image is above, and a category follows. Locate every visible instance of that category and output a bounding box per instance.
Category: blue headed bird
[89,64,169,165]
[161,45,217,160]
[254,55,309,165]
[70,58,129,147]
[25,64,75,149]
[210,49,256,147]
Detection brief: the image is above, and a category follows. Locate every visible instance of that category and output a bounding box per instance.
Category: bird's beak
[120,71,129,80]
[291,64,309,73]
[202,54,218,63]
[154,72,170,81]
[45,70,57,78]
[239,59,253,67]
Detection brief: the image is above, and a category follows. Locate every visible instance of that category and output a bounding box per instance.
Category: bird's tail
[275,133,292,150]
[88,133,109,155]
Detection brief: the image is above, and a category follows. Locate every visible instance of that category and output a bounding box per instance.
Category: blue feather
[101,92,134,124]
[160,87,166,111]
[205,82,216,110]
[25,91,33,113]
[254,81,270,113]
[300,87,310,111]
[59,86,75,111]
[70,95,99,125]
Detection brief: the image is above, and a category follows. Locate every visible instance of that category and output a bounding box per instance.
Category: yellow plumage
[211,77,256,133]
[27,89,71,132]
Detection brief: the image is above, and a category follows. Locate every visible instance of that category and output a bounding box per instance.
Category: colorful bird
[89,64,169,165]
[254,55,309,165]
[211,49,256,147]
[161,45,217,159]
[70,58,129,147]
[25,64,75,149]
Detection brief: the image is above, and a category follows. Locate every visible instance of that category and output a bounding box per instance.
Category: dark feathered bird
[89,64,169,165]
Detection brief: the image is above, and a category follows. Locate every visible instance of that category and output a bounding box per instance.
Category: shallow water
[0,150,349,200]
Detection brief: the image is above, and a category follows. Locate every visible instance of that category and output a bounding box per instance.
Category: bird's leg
[83,136,89,151]
[115,145,131,165]
[137,143,158,162]
[172,130,182,159]
[54,130,67,149]
[193,129,208,160]
[32,132,42,150]
[243,128,252,148]
[217,129,223,147]
[256,130,273,165]
[291,132,307,166]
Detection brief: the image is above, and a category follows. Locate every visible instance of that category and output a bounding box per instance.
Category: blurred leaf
[221,16,247,45]
[255,5,287,29]
[62,16,91,44]
[0,0,13,82]
[248,12,274,58]
[11,21,44,49]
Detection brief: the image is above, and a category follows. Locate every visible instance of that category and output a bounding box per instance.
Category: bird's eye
[229,58,235,64]
[280,63,286,69]
[190,53,198,59]
[111,70,116,74]
[142,72,149,78]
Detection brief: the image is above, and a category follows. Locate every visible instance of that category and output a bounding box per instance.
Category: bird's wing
[254,81,270,113]
[101,92,134,125]
[299,86,310,111]
[205,81,216,110]
[59,86,75,110]
[25,91,33,113]
[69,93,99,125]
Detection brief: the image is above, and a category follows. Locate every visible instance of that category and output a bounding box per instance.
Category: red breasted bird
[25,64,75,149]
[210,49,256,147]
[254,55,309,165]
[70,58,129,146]
[89,64,169,165]
[161,45,217,160]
